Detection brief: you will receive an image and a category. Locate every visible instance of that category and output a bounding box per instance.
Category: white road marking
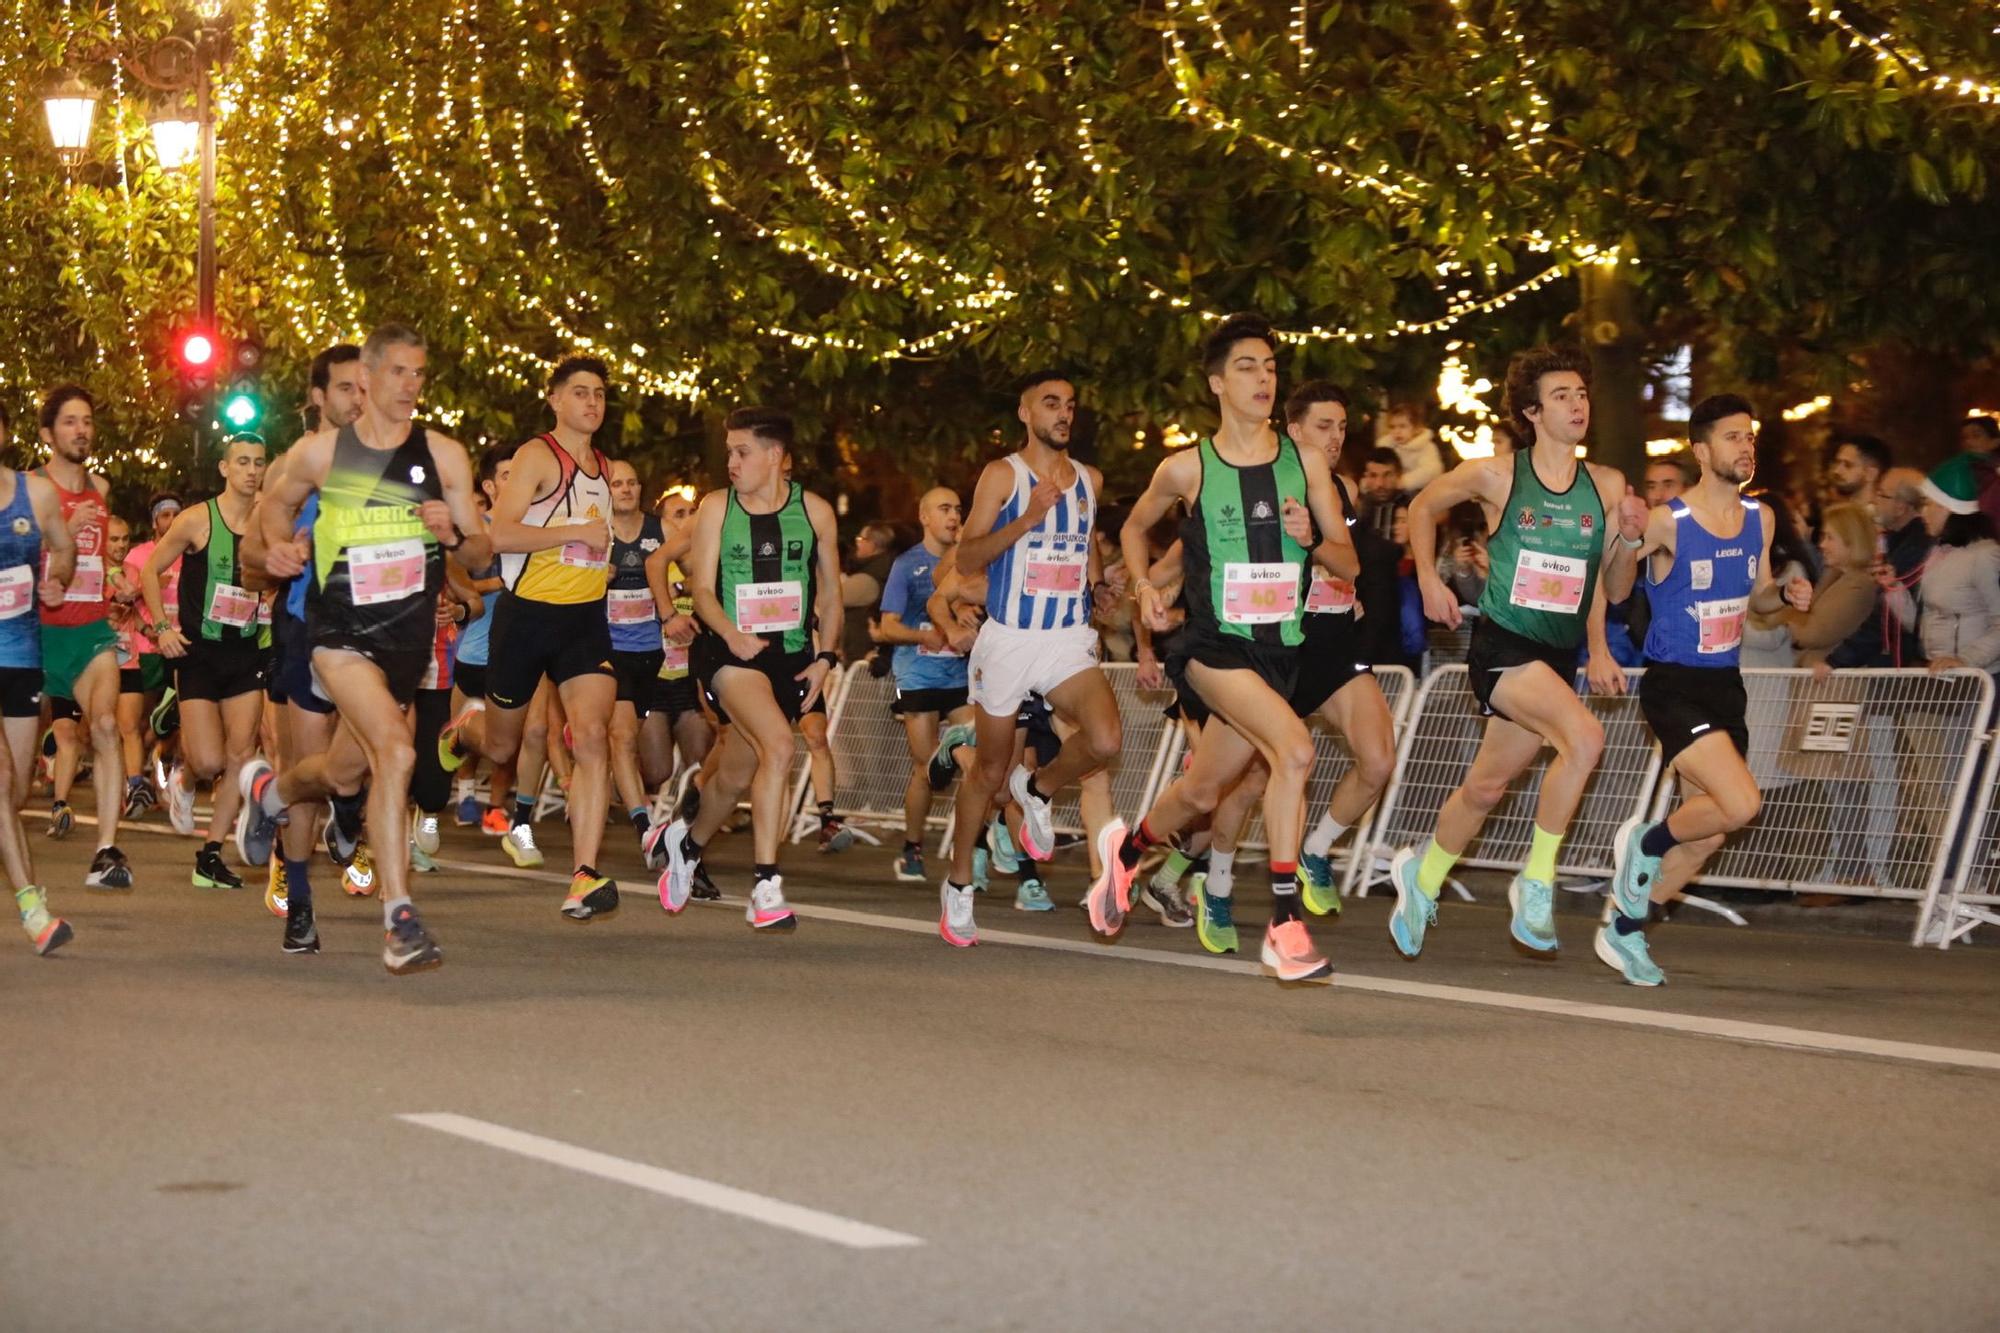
[398,1112,922,1249]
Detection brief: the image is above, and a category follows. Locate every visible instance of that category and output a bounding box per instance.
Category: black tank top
[306,423,446,655]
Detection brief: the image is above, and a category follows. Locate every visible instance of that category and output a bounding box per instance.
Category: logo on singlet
[1517,508,1536,529]
[729,543,748,561]
[9,518,27,535]
[1251,500,1273,520]
[759,541,776,556]
[1581,513,1594,532]
[409,466,427,485]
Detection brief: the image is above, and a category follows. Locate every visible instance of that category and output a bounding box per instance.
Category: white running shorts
[968,621,1099,718]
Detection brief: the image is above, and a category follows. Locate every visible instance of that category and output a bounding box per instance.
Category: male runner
[641,487,713,840]
[242,323,491,972]
[445,443,515,832]
[439,356,620,920]
[1606,394,1807,984]
[652,407,843,929]
[874,486,972,882]
[937,370,1120,947]
[1390,346,1646,960]
[0,457,76,951]
[124,491,183,815]
[34,386,134,888]
[604,459,672,851]
[1109,314,1360,981]
[143,432,270,891]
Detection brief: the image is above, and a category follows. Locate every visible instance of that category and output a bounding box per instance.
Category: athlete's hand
[65,499,103,540]
[434,596,457,627]
[416,499,456,546]
[1024,476,1062,525]
[573,514,613,555]
[916,624,949,654]
[1418,571,1462,629]
[38,577,67,609]
[945,618,978,655]
[1135,581,1169,632]
[1585,650,1625,696]
[265,535,310,580]
[1785,577,1813,612]
[1810,659,1833,681]
[795,657,832,711]
[157,625,190,659]
[1281,496,1313,547]
[727,628,768,661]
[661,613,697,647]
[1136,653,1165,691]
[1617,492,1648,543]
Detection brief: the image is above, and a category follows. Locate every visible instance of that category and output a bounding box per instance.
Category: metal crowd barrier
[800,665,956,844]
[1357,664,1661,888]
[1927,725,2000,949]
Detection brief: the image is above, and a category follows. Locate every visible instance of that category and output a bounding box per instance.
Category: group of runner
[8,318,1795,990]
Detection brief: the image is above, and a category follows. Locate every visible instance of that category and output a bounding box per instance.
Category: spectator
[1824,430,1891,512]
[1380,400,1446,493]
[1433,502,1488,607]
[1788,503,1884,671]
[840,521,897,665]
[1956,415,2000,532]
[1358,447,1405,535]
[1869,467,1932,667]
[1882,456,2000,676]
[1741,489,1821,667]
[1643,454,1694,507]
[1354,448,1416,671]
[1091,504,1136,662]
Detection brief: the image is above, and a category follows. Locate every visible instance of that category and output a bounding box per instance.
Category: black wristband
[816,650,840,669]
[439,525,464,552]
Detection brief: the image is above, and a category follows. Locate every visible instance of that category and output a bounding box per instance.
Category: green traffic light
[222,391,261,429]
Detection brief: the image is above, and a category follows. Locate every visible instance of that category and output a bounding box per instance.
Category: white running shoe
[939,877,978,947]
[501,822,543,868]
[1007,765,1054,860]
[746,875,796,930]
[413,811,440,856]
[166,763,196,836]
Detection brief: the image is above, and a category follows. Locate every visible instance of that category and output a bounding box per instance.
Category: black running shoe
[122,781,150,822]
[192,846,244,890]
[382,903,443,975]
[690,859,721,901]
[283,895,320,954]
[676,784,701,825]
[150,688,180,739]
[323,803,359,866]
[84,845,133,890]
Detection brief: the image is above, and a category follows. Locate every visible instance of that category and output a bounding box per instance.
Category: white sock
[1208,848,1235,899]
[454,776,474,802]
[1303,811,1347,859]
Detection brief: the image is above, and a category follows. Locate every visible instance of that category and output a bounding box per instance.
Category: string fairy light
[1813,3,2000,106]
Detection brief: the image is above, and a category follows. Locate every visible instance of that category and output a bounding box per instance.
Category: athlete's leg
[0,718,36,890]
[1427,718,1545,858]
[556,670,616,870]
[1651,738,1760,899]
[6,716,38,830]
[1481,663,1605,848]
[610,699,649,815]
[304,650,418,907]
[410,689,454,814]
[949,703,1025,883]
[716,671,797,867]
[900,709,940,846]
[1186,663,1316,863]
[50,715,80,809]
[279,704,339,863]
[201,691,262,845]
[116,689,145,786]
[516,682,553,817]
[75,652,124,847]
[1035,668,1121,796]
[178,697,225,803]
[687,725,757,847]
[545,686,574,791]
[1318,674,1396,831]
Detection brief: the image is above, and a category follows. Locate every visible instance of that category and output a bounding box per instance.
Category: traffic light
[174,325,219,423]
[222,336,264,433]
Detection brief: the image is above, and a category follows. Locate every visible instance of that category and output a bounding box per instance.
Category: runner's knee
[1355,736,1395,793]
[1716,784,1761,831]
[1555,714,1604,770]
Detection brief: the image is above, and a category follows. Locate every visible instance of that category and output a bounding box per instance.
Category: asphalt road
[7,797,1999,1332]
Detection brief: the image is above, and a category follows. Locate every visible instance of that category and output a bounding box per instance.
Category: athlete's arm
[686,490,762,660]
[1297,445,1361,581]
[873,553,927,647]
[796,491,844,710]
[1122,450,1198,631]
[954,458,1056,577]
[1746,506,1786,615]
[240,450,287,581]
[642,540,679,623]
[1594,464,1645,605]
[444,557,484,623]
[1409,457,1503,628]
[486,438,599,556]
[427,435,495,570]
[258,430,334,578]
[1638,499,1677,587]
[1584,572,1625,696]
[143,505,208,657]
[25,472,74,600]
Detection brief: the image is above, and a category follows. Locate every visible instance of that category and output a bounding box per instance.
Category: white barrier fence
[1929,726,2000,949]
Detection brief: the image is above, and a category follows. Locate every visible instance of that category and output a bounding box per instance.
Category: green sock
[1525,824,1563,885]
[1416,840,1458,900]
[1156,849,1192,884]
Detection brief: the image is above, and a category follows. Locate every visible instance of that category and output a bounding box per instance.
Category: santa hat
[1920,454,1981,515]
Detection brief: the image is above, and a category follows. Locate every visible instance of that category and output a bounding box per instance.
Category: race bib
[1221,561,1301,625]
[734,580,803,634]
[255,598,272,627]
[607,588,655,625]
[1696,596,1748,655]
[1021,534,1087,597]
[660,640,690,674]
[205,581,257,629]
[1508,550,1587,614]
[0,565,33,619]
[63,554,104,603]
[917,633,964,658]
[1304,567,1355,615]
[559,520,607,570]
[348,538,427,606]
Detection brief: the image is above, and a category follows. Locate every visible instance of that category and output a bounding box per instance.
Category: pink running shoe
[1261,919,1334,984]
[1085,818,1135,937]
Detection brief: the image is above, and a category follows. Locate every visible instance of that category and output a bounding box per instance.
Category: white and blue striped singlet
[985,453,1095,630]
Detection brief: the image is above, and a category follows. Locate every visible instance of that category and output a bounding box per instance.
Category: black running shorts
[1640,660,1749,766]
[487,597,615,710]
[1464,619,1580,722]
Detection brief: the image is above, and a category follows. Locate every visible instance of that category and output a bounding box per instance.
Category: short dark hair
[1648,453,1697,485]
[725,406,794,450]
[1385,398,1428,425]
[1689,393,1757,444]
[1362,446,1401,472]
[477,438,520,488]
[361,322,425,365]
[1200,312,1276,379]
[1965,416,2000,442]
[1501,345,1591,439]
[309,343,361,394]
[1828,429,1891,475]
[38,384,94,433]
[1014,368,1074,398]
[548,354,610,393]
[146,489,183,515]
[1284,381,1349,426]
[1938,511,1997,549]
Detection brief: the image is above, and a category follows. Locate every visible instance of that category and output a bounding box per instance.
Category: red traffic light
[178,331,217,369]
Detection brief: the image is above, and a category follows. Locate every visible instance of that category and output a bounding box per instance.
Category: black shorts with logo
[1641,660,1749,766]
[891,684,970,718]
[0,665,42,717]
[1465,619,1580,722]
[175,642,269,703]
[1290,612,1372,717]
[612,649,666,716]
[487,597,615,710]
[692,633,817,726]
[1167,628,1299,729]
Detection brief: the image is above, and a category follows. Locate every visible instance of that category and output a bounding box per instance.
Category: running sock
[382,895,410,928]
[1303,811,1348,859]
[512,795,534,828]
[1640,820,1680,859]
[628,807,649,835]
[1026,774,1049,804]
[1155,848,1193,886]
[902,839,921,856]
[754,862,779,883]
[679,830,703,861]
[330,790,365,838]
[1269,860,1302,923]
[1208,848,1236,898]
[1524,824,1564,884]
[1118,819,1163,871]
[1416,840,1458,900]
[201,840,221,855]
[817,801,836,830]
[283,857,312,906]
[1614,912,1647,936]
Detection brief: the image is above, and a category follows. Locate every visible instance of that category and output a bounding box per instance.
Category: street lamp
[149,101,200,169]
[42,72,100,166]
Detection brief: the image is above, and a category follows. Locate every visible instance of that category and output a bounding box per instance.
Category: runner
[141,432,270,891]
[34,386,134,888]
[105,515,158,823]
[124,491,183,819]
[936,369,1120,948]
[241,323,492,972]
[1390,345,1647,960]
[438,356,620,920]
[1607,394,1806,984]
[603,460,672,853]
[1106,314,1359,982]
[0,458,77,951]
[873,486,972,882]
[651,407,843,929]
[641,486,714,851]
[445,442,515,833]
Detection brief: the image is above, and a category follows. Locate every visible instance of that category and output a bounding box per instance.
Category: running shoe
[121,777,151,822]
[283,892,319,955]
[1261,919,1334,983]
[562,869,620,922]
[235,758,282,866]
[149,687,179,739]
[501,822,543,869]
[641,817,673,872]
[382,902,442,974]
[165,764,196,836]
[1611,817,1663,922]
[16,886,72,957]
[411,840,438,873]
[894,847,926,882]
[192,846,244,890]
[689,859,721,901]
[657,818,695,914]
[1594,921,1665,986]
[84,845,133,890]
[745,875,796,930]
[454,794,482,827]
[264,859,287,917]
[1192,875,1239,955]
[970,847,990,892]
[46,800,74,841]
[480,807,510,835]
[343,844,376,896]
[676,784,701,825]
[1139,874,1193,928]
[413,811,441,857]
[987,817,1020,876]
[1013,877,1053,912]
[1507,874,1559,957]
[1386,846,1436,961]
[817,819,855,853]
[437,702,481,774]
[1084,818,1135,937]
[1007,765,1054,860]
[927,721,974,791]
[324,800,361,865]
[1300,852,1342,917]
[939,877,979,945]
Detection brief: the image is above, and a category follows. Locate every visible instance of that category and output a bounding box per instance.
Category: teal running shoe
[988,817,1020,876]
[928,722,975,791]
[1387,846,1436,960]
[1014,877,1053,912]
[971,847,990,892]
[1594,921,1665,986]
[1300,851,1341,917]
[1611,817,1662,921]
[1192,874,1239,955]
[1507,874,1559,957]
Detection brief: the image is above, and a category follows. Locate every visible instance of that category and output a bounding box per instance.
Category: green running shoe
[1192,873,1239,955]
[1300,852,1341,917]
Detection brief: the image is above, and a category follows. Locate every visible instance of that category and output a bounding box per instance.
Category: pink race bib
[205,582,257,628]
[606,588,654,625]
[1220,562,1301,625]
[349,539,426,607]
[1508,551,1587,615]
[734,580,803,634]
[1696,597,1747,655]
[1304,568,1355,615]
[0,565,32,619]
